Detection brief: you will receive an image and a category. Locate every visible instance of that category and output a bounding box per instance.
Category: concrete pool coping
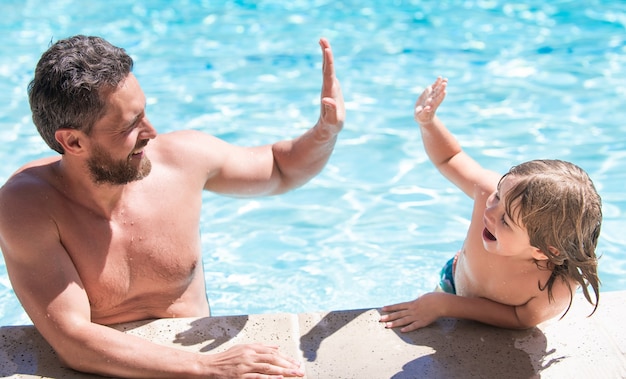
[1,290,624,378]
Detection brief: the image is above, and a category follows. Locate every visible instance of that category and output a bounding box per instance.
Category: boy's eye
[501,215,509,226]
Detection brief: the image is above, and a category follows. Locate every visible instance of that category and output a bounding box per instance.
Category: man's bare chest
[55,198,203,311]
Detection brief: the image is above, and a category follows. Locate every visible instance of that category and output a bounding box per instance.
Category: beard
[87,141,152,185]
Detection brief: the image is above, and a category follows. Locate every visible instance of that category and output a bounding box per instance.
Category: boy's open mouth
[483,228,497,241]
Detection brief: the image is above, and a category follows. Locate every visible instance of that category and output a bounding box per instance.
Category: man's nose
[139,117,158,140]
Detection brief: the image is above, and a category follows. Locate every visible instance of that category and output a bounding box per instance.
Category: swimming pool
[1,0,625,325]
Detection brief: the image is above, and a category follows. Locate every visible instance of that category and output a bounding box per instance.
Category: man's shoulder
[0,156,60,205]
[154,130,221,148]
[151,130,227,165]
[6,155,59,177]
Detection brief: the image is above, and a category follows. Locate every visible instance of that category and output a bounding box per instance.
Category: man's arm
[414,77,500,198]
[380,291,569,332]
[0,183,303,379]
[201,38,344,197]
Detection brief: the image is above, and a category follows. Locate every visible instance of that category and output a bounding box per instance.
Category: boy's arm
[380,291,568,331]
[415,78,500,198]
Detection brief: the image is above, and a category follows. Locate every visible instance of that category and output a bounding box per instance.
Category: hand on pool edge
[207,343,305,378]
[379,292,446,332]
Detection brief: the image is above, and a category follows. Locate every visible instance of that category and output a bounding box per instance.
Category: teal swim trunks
[438,255,457,294]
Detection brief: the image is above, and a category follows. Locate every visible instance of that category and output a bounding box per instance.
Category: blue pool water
[1,0,625,325]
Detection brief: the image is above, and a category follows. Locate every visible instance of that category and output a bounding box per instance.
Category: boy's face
[482,175,544,260]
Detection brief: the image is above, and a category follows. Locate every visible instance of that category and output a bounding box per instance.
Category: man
[0,35,344,378]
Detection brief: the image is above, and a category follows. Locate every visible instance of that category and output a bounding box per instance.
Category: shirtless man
[0,35,344,378]
[380,77,601,331]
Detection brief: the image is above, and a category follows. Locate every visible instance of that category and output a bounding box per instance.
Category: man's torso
[12,143,211,324]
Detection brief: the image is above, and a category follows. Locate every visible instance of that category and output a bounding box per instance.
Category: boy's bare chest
[455,246,546,306]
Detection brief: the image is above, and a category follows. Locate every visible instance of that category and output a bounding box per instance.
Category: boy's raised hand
[414,77,448,125]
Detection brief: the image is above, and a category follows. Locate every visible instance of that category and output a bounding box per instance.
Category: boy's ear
[55,129,86,155]
[532,246,558,261]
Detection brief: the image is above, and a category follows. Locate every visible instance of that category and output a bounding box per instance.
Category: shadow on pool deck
[1,291,625,378]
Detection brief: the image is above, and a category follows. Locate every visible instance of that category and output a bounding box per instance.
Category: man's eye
[124,122,138,133]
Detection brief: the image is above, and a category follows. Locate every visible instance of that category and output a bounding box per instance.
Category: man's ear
[55,129,86,155]
[532,246,558,261]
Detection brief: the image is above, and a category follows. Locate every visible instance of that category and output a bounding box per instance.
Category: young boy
[380,77,602,331]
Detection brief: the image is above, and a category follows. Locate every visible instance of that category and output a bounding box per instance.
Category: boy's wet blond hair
[502,159,602,315]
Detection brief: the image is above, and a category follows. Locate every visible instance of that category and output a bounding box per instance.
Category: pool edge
[1,290,625,378]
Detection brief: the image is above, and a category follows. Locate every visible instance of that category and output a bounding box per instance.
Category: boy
[380,78,602,331]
